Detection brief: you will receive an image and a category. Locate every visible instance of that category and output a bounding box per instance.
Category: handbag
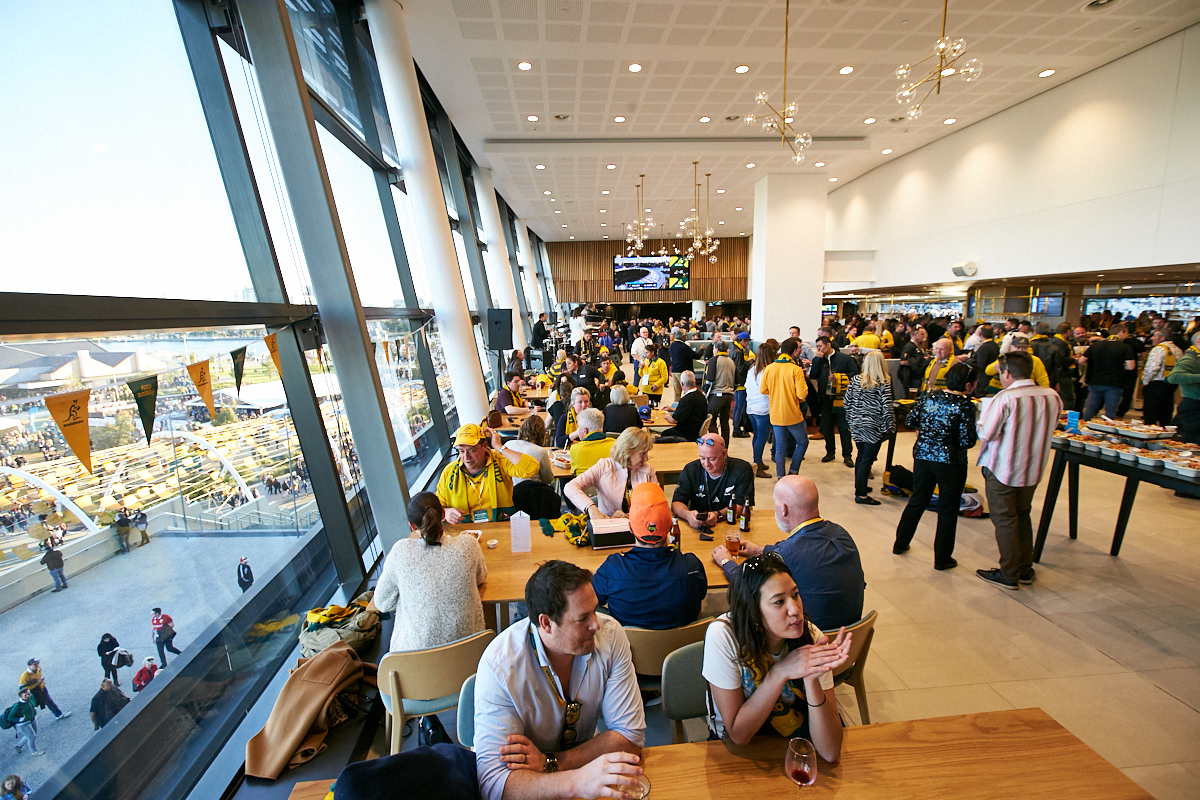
[157,623,175,641]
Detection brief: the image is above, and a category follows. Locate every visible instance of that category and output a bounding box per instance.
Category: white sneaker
[57,711,72,720]
[32,750,45,756]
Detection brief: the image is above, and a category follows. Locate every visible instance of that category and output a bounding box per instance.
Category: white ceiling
[403,0,1200,243]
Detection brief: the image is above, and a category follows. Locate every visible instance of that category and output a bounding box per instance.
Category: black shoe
[755,464,771,478]
[733,432,751,438]
[821,453,835,463]
[844,457,855,468]
[1019,568,1036,585]
[976,568,1019,590]
[934,559,958,571]
[893,543,910,555]
[855,495,881,505]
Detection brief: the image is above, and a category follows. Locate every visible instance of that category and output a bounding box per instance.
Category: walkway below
[0,530,299,789]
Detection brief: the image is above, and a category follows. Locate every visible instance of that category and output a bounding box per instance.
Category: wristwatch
[544,752,559,773]
[718,558,731,568]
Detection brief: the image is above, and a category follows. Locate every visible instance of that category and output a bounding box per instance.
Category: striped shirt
[976,379,1063,487]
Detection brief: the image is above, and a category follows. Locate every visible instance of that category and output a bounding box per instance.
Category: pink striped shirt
[976,379,1063,487]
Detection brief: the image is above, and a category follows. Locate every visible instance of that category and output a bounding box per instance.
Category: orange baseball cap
[629,483,672,545]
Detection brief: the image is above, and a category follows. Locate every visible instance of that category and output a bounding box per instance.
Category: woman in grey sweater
[372,492,488,652]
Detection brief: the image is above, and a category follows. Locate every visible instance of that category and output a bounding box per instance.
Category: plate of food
[1083,439,1104,452]
[1086,421,1117,433]
[1136,450,1173,467]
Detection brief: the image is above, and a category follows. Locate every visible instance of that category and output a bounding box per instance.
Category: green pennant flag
[230,346,248,396]
[126,375,159,446]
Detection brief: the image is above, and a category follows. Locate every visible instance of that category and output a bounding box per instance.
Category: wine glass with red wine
[785,737,817,793]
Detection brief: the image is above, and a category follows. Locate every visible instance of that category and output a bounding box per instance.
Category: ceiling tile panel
[497,0,537,21]
[459,21,498,39]
[586,25,625,42]
[666,27,707,45]
[632,3,674,24]
[628,26,668,43]
[500,22,539,40]
[451,0,493,19]
[546,23,583,41]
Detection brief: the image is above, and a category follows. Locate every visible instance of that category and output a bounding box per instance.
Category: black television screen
[613,255,690,291]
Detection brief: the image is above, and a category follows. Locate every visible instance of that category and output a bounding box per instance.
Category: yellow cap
[453,423,487,447]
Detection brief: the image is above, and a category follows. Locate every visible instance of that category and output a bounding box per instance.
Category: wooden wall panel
[547,238,749,304]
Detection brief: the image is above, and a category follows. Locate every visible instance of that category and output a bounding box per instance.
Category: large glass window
[453,230,478,310]
[365,319,440,487]
[0,1,254,301]
[0,328,332,791]
[317,127,407,308]
[392,185,435,308]
[426,320,458,433]
[475,324,497,396]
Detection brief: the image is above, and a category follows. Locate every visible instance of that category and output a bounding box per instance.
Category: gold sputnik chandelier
[894,0,982,120]
[676,162,719,262]
[624,174,656,257]
[742,0,812,164]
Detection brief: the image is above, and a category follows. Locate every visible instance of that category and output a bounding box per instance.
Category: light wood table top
[286,780,333,800]
[550,440,701,480]
[461,511,769,604]
[636,708,1150,800]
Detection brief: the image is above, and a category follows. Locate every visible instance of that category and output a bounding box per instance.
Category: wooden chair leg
[850,675,871,725]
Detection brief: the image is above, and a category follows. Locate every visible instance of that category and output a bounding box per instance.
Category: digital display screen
[613,255,690,291]
[1031,295,1064,315]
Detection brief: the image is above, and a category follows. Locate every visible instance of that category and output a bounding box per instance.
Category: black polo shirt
[672,456,756,512]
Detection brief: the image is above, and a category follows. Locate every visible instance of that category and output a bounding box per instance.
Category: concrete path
[0,531,298,789]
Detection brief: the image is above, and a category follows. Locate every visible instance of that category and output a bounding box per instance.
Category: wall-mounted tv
[613,255,690,291]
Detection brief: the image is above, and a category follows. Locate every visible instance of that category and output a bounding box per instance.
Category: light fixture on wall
[894,0,982,121]
[742,0,813,164]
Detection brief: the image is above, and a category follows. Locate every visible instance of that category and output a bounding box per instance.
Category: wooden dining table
[285,708,1148,800]
[636,708,1148,800]
[458,508,770,626]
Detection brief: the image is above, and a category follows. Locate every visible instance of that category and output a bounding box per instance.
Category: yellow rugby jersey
[435,449,540,521]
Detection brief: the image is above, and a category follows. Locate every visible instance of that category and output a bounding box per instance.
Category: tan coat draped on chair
[245,640,378,779]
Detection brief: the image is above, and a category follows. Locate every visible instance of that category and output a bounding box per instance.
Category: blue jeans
[1083,384,1123,420]
[50,567,67,590]
[749,413,771,466]
[772,422,809,477]
[733,389,749,433]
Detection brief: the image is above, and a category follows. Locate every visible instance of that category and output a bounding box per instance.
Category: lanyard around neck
[530,626,589,708]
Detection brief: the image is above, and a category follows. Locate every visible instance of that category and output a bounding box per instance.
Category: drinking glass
[725,529,742,556]
[784,737,817,792]
[610,774,651,799]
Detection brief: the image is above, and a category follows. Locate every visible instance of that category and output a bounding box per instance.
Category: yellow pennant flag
[264,332,282,374]
[45,389,93,474]
[383,340,391,366]
[187,360,217,420]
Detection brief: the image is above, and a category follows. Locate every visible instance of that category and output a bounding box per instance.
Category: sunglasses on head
[741,551,785,574]
[696,437,721,447]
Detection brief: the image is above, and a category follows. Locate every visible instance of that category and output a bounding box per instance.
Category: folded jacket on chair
[333,743,478,800]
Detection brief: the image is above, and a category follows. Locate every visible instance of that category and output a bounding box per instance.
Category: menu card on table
[510,511,531,553]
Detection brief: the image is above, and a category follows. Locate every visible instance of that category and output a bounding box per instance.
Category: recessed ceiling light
[603,235,609,238]
[600,209,606,213]
[569,235,575,239]
[740,232,746,235]
[555,210,561,213]
[517,61,532,71]
[746,162,756,168]
[814,161,825,167]
[543,190,551,195]
[614,116,626,122]
[881,149,892,154]
[527,114,539,122]
[606,164,616,169]
[829,177,838,182]
[940,67,955,77]
[628,63,642,72]
[535,164,546,170]
[943,118,957,124]
[561,224,568,227]
[784,116,794,123]
[699,116,711,123]
[1122,285,1133,289]
[839,65,854,75]
[601,223,606,226]
[550,198,555,202]
[1157,273,1165,276]
[864,117,876,124]
[716,189,725,194]
[602,190,610,194]
[718,221,725,224]
[645,208,651,212]
[735,65,750,74]
[1039,69,1056,78]
[735,206,742,211]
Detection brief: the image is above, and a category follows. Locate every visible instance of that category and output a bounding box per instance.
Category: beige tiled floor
[714,420,1200,800]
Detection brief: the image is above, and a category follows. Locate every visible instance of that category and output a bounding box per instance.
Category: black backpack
[0,703,19,730]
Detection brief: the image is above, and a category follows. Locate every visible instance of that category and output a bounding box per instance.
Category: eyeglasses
[560,701,582,746]
[741,551,785,574]
[696,437,722,447]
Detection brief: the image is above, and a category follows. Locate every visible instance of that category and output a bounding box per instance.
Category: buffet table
[1034,438,1200,560]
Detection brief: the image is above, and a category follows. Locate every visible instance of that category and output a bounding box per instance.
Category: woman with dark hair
[745,341,777,478]
[702,554,851,759]
[892,362,979,570]
[97,633,121,686]
[371,492,488,652]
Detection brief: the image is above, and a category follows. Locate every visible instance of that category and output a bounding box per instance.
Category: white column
[691,300,706,321]
[364,0,489,426]
[515,221,545,317]
[750,174,826,343]
[473,166,528,350]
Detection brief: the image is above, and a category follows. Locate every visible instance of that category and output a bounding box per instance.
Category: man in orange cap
[591,483,707,629]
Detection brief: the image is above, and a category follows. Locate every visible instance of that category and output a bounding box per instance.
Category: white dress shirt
[474,616,646,800]
[976,378,1063,487]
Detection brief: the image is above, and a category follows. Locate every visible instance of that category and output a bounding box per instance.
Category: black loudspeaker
[485,308,513,351]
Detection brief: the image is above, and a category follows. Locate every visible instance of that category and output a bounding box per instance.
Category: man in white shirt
[630,327,650,381]
[474,561,646,800]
